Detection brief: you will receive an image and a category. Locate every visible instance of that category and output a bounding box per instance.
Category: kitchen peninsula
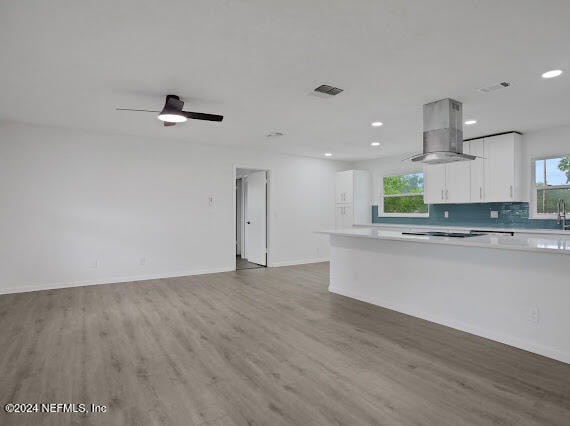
[319,227,570,364]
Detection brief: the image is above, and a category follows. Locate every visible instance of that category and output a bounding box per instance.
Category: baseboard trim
[0,259,332,296]
[269,258,329,267]
[0,266,235,295]
[329,285,570,365]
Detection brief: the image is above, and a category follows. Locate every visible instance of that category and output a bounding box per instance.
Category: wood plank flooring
[0,262,569,425]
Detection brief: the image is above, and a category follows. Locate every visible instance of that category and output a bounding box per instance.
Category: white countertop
[356,222,569,236]
[318,227,570,255]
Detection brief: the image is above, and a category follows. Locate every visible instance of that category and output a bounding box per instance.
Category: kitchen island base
[329,234,570,364]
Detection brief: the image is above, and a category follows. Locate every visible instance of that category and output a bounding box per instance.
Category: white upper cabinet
[445,161,471,203]
[483,133,523,202]
[423,164,446,203]
[423,161,470,204]
[424,132,524,204]
[465,138,485,202]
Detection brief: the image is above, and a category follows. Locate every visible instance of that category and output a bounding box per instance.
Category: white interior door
[244,171,267,266]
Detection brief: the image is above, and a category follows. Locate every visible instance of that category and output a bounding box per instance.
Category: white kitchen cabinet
[465,138,485,202]
[335,204,353,228]
[424,132,524,204]
[423,161,470,204]
[484,133,524,202]
[445,161,471,203]
[423,164,446,203]
[335,170,371,227]
[335,172,353,203]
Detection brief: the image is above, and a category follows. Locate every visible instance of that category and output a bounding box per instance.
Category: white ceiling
[1,0,569,160]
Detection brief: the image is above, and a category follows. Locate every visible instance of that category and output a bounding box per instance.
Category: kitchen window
[533,156,570,217]
[380,172,429,217]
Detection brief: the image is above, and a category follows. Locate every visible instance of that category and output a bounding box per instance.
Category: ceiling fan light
[157,112,187,123]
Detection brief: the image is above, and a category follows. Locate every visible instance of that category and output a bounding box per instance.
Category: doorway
[235,168,268,270]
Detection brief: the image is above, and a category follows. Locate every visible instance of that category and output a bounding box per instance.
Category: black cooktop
[402,231,487,238]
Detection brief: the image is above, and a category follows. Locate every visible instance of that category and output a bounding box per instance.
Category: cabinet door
[466,139,485,202]
[335,204,353,228]
[335,205,344,228]
[484,134,515,202]
[445,161,471,203]
[423,164,446,204]
[342,204,353,227]
[335,171,353,203]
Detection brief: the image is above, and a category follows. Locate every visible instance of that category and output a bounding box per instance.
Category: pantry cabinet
[335,170,371,227]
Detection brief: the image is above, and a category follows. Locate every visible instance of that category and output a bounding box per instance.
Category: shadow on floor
[236,255,264,270]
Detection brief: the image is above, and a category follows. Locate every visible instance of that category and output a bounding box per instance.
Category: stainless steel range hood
[411,98,475,164]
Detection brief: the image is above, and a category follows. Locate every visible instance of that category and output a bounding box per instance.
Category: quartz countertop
[355,223,569,236]
[318,227,570,255]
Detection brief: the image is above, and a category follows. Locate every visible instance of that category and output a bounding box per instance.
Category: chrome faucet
[557,199,569,231]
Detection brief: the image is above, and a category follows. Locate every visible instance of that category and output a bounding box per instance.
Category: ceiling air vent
[478,81,511,94]
[314,84,344,96]
[266,131,284,138]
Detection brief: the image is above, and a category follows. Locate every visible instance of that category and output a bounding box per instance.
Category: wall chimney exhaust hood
[411,98,475,164]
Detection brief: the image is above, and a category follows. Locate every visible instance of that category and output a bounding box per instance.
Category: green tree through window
[383,173,428,215]
[535,156,570,214]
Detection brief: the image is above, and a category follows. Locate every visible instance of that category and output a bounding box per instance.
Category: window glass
[382,173,428,215]
[534,157,570,215]
[535,157,570,186]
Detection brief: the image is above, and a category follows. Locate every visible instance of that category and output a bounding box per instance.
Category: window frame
[530,154,570,219]
[379,170,430,218]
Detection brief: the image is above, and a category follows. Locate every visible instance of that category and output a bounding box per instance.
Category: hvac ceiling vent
[478,81,511,94]
[314,84,344,96]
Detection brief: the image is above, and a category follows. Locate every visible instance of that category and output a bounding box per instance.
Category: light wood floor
[1,263,569,426]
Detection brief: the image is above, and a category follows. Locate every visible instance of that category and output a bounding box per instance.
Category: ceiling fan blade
[165,94,184,111]
[163,121,176,127]
[116,108,160,113]
[184,111,224,122]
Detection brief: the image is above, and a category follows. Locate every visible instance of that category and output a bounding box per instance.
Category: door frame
[233,165,271,269]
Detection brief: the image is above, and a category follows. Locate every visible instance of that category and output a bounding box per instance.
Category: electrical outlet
[528,306,539,323]
[444,211,449,219]
[490,210,499,219]
[139,257,146,266]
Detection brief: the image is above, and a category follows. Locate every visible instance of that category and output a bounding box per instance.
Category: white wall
[0,122,350,294]
[355,124,570,207]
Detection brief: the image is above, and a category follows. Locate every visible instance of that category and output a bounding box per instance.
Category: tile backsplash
[371,202,560,230]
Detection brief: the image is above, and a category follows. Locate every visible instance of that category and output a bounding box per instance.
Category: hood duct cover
[411,98,475,164]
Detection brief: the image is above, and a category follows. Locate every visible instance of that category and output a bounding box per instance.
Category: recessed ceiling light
[542,69,563,79]
[324,152,333,157]
[464,120,477,125]
[371,121,383,127]
[370,141,380,146]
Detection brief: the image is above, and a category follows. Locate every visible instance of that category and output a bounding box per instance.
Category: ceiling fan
[116,94,224,127]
